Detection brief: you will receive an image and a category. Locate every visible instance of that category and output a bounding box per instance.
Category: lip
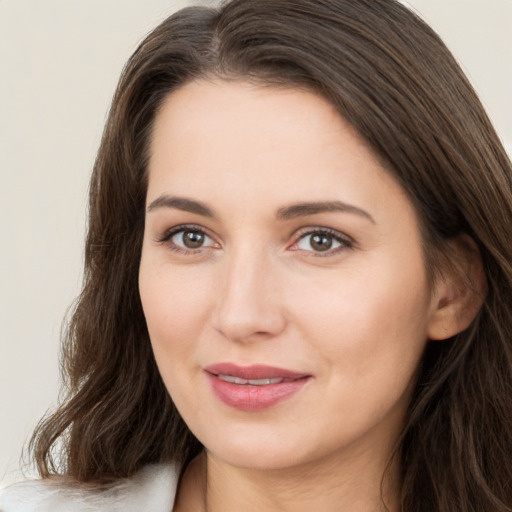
[204,363,311,411]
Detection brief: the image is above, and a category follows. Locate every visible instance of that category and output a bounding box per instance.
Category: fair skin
[139,80,478,512]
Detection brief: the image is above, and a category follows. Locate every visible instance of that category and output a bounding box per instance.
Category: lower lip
[206,373,310,411]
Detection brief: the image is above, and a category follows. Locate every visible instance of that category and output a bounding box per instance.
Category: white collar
[0,463,179,512]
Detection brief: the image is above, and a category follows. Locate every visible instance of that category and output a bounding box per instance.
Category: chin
[196,421,336,472]
[209,443,310,472]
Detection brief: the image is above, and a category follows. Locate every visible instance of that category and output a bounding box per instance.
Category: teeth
[218,374,285,386]
[248,378,284,385]
[218,375,249,385]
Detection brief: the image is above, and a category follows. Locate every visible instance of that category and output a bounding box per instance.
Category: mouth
[215,375,295,386]
[204,363,311,411]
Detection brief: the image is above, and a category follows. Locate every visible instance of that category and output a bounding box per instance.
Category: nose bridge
[213,242,285,342]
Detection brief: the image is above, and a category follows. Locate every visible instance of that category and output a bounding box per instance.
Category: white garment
[0,463,178,512]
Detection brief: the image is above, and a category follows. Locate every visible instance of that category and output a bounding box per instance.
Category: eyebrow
[146,195,375,224]
[146,195,215,217]
[276,201,375,223]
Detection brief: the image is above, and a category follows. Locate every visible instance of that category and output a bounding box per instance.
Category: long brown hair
[30,1,512,510]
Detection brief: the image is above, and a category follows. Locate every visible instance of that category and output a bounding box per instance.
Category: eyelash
[157,224,216,255]
[156,224,354,257]
[291,227,354,257]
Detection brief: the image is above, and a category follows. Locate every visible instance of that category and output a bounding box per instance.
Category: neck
[175,445,399,512]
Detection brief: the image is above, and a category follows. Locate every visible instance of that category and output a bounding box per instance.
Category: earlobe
[427,236,487,341]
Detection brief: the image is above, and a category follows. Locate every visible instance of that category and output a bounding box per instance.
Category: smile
[204,363,311,411]
[217,375,294,386]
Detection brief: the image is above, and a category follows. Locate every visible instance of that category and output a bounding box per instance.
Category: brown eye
[168,228,216,251]
[310,234,333,251]
[295,230,350,254]
[181,230,205,248]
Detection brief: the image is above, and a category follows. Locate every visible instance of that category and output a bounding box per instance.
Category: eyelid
[156,223,205,242]
[289,226,354,255]
[156,223,219,253]
[155,223,354,256]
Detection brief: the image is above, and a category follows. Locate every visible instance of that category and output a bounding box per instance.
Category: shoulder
[0,463,179,512]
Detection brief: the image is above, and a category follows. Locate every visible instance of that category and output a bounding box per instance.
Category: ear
[427,235,487,341]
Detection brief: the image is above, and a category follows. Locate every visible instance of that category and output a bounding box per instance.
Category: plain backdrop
[1,0,511,482]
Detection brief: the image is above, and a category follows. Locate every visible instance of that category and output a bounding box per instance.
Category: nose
[212,246,287,343]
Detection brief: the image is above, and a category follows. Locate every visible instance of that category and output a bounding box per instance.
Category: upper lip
[204,363,310,380]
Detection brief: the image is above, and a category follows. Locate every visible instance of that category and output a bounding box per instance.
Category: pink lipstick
[204,363,311,411]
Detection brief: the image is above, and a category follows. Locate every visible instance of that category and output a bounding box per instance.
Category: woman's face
[139,80,440,471]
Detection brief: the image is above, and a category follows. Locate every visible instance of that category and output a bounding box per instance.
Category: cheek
[285,261,431,445]
[139,260,214,371]
[288,253,432,382]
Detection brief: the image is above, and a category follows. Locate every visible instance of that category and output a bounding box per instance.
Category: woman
[1,0,511,510]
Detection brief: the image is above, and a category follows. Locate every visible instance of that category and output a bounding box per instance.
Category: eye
[173,229,210,249]
[158,225,218,253]
[293,228,353,255]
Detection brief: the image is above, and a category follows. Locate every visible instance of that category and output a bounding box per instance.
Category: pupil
[311,234,332,251]
[183,231,204,248]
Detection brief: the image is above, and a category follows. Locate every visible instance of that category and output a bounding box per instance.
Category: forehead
[149,80,351,169]
[147,79,412,223]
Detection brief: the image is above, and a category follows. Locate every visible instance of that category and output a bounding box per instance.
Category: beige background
[1,0,511,481]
